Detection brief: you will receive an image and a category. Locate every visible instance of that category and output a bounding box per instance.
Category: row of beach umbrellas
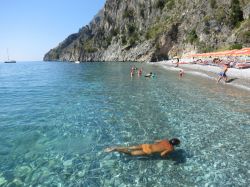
[185,48,250,58]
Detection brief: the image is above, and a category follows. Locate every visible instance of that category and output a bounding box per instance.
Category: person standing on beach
[217,64,229,83]
[104,138,180,157]
[175,58,180,67]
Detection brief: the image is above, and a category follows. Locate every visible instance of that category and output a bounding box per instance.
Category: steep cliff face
[44,0,250,62]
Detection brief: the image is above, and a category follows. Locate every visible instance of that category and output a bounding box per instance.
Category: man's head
[169,138,180,146]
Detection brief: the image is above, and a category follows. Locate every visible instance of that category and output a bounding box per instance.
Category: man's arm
[154,140,162,143]
[160,150,171,157]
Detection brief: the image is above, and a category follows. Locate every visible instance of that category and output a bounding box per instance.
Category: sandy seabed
[149,60,250,92]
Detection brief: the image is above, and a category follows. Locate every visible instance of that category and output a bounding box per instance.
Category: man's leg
[104,145,142,154]
[105,147,146,156]
[130,150,147,156]
[113,147,132,154]
[217,76,222,83]
[224,75,228,83]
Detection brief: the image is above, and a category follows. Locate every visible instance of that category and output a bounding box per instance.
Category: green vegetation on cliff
[44,0,249,62]
[230,0,244,27]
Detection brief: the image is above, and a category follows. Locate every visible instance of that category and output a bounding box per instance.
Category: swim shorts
[219,72,226,77]
[142,144,152,154]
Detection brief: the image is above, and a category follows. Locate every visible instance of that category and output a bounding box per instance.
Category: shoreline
[148,60,250,92]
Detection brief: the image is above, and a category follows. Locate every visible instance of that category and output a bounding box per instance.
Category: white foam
[229,83,250,92]
[161,66,180,72]
[187,71,214,79]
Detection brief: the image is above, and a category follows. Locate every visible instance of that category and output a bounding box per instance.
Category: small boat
[75,61,80,64]
[4,60,16,63]
[4,49,16,63]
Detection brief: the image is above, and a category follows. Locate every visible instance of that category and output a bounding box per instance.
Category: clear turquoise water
[0,61,249,186]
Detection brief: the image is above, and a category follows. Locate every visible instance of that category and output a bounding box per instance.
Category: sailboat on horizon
[4,49,16,63]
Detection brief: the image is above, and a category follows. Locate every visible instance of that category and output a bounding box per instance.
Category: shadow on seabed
[120,149,191,165]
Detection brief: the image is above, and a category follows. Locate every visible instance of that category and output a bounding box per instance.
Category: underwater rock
[77,171,85,178]
[63,159,73,167]
[0,176,7,186]
[103,179,112,186]
[157,161,163,168]
[7,178,23,187]
[24,151,36,160]
[194,176,203,183]
[0,148,10,155]
[100,160,116,168]
[14,166,32,178]
[48,160,57,168]
[184,165,193,171]
[31,170,42,182]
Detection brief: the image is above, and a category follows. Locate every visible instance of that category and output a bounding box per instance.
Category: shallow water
[0,61,249,186]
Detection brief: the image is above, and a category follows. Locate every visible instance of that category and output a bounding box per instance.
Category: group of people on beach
[173,57,229,83]
[132,56,228,83]
[192,57,230,67]
[192,57,229,83]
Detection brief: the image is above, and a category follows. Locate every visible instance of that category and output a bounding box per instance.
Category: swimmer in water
[138,68,143,77]
[145,72,153,78]
[104,138,180,157]
[179,69,184,78]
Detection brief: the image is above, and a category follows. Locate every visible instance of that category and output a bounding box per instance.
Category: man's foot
[104,147,116,152]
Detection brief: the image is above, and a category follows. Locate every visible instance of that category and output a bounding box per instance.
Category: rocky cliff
[44,0,250,62]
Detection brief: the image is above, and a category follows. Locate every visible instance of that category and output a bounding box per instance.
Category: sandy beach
[149,60,250,92]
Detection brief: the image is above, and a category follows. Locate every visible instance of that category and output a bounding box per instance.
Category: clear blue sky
[0,0,106,61]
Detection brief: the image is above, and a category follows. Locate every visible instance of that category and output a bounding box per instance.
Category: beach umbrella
[212,50,238,57]
[231,48,250,62]
[184,48,250,58]
[231,48,250,56]
[189,50,239,58]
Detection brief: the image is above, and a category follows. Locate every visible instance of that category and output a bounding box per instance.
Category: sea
[0,61,249,186]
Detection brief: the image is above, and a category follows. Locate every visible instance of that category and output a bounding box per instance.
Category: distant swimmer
[138,68,143,77]
[145,72,156,78]
[130,68,134,77]
[130,65,138,77]
[179,69,184,78]
[217,64,229,83]
[130,65,135,77]
[104,138,180,157]
[145,72,153,77]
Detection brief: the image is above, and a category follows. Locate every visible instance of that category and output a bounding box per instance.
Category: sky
[0,0,106,61]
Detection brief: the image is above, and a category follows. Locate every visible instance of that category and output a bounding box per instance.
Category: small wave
[161,66,180,71]
[188,71,214,79]
[229,83,250,92]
